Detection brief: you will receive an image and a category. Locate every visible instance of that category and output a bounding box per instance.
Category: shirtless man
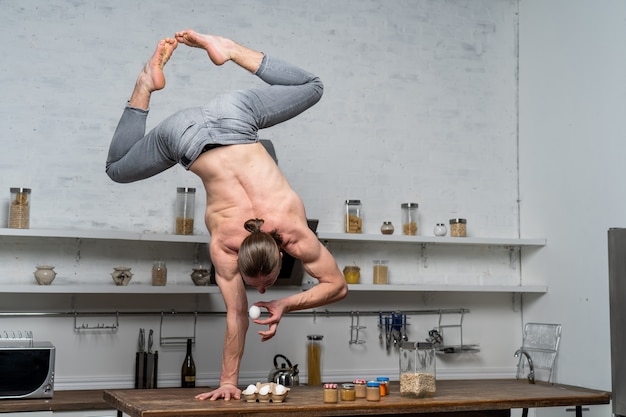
[105,31,348,400]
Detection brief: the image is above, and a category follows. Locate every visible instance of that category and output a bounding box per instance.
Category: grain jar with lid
[323,383,338,403]
[345,200,362,233]
[176,187,195,235]
[449,218,467,237]
[401,203,419,235]
[366,381,381,401]
[340,383,356,401]
[353,379,367,398]
[9,187,31,229]
[399,341,436,398]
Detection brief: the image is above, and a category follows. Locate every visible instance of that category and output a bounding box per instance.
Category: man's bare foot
[137,37,178,93]
[175,30,234,66]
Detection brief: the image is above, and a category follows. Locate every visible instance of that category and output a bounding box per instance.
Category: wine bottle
[181,338,196,388]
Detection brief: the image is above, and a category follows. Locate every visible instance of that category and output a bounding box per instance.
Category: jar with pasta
[399,341,436,398]
[9,188,31,229]
[307,334,323,386]
[401,203,419,235]
[345,200,362,233]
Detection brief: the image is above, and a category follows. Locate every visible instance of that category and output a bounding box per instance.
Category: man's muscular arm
[195,245,248,401]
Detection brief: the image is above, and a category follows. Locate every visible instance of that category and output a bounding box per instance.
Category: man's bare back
[189,142,308,253]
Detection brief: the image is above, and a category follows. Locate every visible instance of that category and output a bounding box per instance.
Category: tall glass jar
[9,187,31,229]
[176,187,195,235]
[401,203,419,235]
[345,200,362,233]
[373,260,389,284]
[307,334,323,386]
[399,341,436,398]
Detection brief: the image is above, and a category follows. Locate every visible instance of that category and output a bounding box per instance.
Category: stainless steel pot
[268,354,299,386]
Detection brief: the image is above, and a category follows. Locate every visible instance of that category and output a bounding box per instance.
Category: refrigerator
[608,228,626,417]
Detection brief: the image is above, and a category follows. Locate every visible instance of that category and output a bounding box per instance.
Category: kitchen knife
[145,329,155,389]
[135,328,145,389]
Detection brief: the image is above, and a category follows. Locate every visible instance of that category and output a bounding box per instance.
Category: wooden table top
[103,380,611,417]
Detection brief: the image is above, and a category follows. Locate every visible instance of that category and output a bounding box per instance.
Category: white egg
[259,384,271,395]
[249,305,261,319]
[243,384,257,395]
[275,384,286,395]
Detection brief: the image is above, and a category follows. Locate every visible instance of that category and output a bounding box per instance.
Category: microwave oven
[0,341,55,399]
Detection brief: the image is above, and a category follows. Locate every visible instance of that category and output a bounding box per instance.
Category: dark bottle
[181,338,196,388]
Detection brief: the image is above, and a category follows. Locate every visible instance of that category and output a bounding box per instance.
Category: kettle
[268,354,299,386]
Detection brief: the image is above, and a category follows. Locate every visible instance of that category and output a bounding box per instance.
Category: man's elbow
[335,280,348,300]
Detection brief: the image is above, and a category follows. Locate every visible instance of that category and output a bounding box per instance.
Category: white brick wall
[0,0,524,387]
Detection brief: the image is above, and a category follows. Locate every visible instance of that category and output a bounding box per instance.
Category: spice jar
[176,187,196,235]
[376,377,390,396]
[341,383,356,401]
[366,381,381,401]
[434,223,447,237]
[307,335,323,386]
[353,379,367,398]
[373,260,389,285]
[152,261,167,286]
[401,203,419,235]
[380,221,394,235]
[345,200,362,233]
[9,187,31,229]
[399,341,436,398]
[323,383,338,403]
[343,265,360,284]
[449,218,467,237]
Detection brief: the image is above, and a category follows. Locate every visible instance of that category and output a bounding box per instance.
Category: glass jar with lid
[176,187,196,235]
[399,341,436,398]
[401,203,419,235]
[380,221,394,235]
[343,265,360,284]
[449,218,467,237]
[9,187,31,229]
[340,383,356,401]
[307,335,323,386]
[345,200,362,233]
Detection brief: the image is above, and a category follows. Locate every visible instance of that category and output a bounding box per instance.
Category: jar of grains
[401,203,419,235]
[399,341,436,398]
[373,260,389,285]
[9,188,31,229]
[449,218,467,237]
[152,261,167,286]
[175,187,195,235]
[345,200,362,233]
[307,335,324,386]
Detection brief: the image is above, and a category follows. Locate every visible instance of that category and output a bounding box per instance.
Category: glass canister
[152,261,167,286]
[401,203,419,235]
[399,341,436,398]
[307,334,323,386]
[176,187,196,235]
[449,218,467,237]
[345,200,362,233]
[373,260,389,284]
[343,265,360,284]
[376,376,390,396]
[434,223,447,237]
[9,187,31,229]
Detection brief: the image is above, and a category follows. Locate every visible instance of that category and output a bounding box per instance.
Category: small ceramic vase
[191,266,211,286]
[111,267,133,286]
[34,265,56,285]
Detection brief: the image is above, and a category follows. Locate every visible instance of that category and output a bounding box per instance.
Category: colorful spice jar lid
[323,383,338,389]
[353,379,367,384]
[366,381,380,387]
